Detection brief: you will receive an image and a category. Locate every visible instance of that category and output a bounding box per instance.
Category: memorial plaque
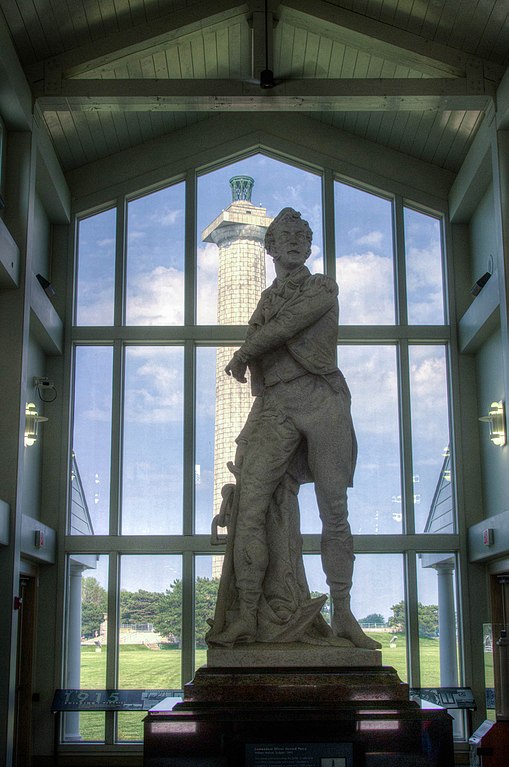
[52,688,181,711]
[245,742,352,767]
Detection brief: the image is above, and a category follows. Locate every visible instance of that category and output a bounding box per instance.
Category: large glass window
[75,209,116,326]
[335,182,395,325]
[67,149,460,749]
[126,182,185,325]
[122,346,184,535]
[71,347,113,536]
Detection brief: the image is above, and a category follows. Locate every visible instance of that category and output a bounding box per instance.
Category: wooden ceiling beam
[34,77,494,113]
[279,0,504,82]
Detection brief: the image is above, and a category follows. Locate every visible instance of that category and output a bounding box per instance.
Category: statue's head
[265,207,313,268]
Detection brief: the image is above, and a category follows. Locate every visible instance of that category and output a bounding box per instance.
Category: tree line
[81,577,439,646]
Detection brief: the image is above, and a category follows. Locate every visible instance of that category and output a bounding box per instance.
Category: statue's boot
[208,591,258,646]
[332,598,382,650]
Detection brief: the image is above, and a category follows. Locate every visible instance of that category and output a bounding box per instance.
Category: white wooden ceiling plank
[315,35,333,79]
[290,25,307,77]
[82,0,108,40]
[203,29,219,78]
[32,0,66,57]
[353,49,371,78]
[428,110,465,167]
[460,0,497,55]
[70,109,103,163]
[190,35,206,78]
[112,0,135,33]
[378,0,401,26]
[327,40,346,79]
[43,110,76,168]
[165,46,182,78]
[65,0,93,47]
[227,21,241,77]
[386,110,413,152]
[152,49,169,78]
[489,17,509,67]
[418,0,447,41]
[411,111,440,160]
[396,109,427,156]
[61,108,89,165]
[374,109,401,149]
[446,0,481,52]
[3,0,37,63]
[340,45,359,78]
[15,0,55,58]
[108,111,132,154]
[468,1,509,60]
[139,52,156,78]
[177,40,194,78]
[302,30,320,77]
[404,0,428,36]
[276,21,295,79]
[420,110,452,162]
[126,57,143,77]
[280,0,488,78]
[366,0,384,20]
[215,25,230,77]
[366,53,385,78]
[96,110,124,155]
[431,0,464,47]
[127,0,147,28]
[443,109,484,170]
[94,0,120,35]
[123,110,144,147]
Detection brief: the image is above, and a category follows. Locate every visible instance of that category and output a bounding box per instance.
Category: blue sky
[73,152,450,620]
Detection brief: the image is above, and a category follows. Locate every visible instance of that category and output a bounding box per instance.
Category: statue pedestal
[144,662,454,766]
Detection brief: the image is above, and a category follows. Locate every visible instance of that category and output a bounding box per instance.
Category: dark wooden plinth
[144,666,454,767]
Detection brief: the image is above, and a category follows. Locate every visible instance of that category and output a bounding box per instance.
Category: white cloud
[126,266,184,325]
[354,230,384,248]
[97,238,115,248]
[336,252,394,324]
[150,207,183,227]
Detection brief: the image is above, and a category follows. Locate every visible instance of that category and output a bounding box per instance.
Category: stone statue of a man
[211,207,380,651]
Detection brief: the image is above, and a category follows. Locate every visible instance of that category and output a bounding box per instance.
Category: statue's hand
[225,354,247,383]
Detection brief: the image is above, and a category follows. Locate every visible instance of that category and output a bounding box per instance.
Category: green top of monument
[230,175,254,202]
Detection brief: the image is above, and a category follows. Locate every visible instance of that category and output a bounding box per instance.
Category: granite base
[144,666,454,767]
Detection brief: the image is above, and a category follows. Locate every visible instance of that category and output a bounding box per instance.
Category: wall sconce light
[24,403,48,447]
[479,401,506,447]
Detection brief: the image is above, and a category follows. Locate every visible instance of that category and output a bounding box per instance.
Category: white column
[63,565,84,741]
[435,562,458,687]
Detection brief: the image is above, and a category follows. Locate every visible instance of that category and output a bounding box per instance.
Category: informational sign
[245,743,353,767]
[410,687,476,709]
[52,689,182,711]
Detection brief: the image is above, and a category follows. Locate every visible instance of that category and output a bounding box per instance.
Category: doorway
[13,573,37,767]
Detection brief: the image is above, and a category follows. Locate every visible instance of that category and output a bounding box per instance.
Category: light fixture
[479,401,506,446]
[24,403,48,446]
[470,271,492,296]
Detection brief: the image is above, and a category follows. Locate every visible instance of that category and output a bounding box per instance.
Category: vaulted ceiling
[2,0,508,173]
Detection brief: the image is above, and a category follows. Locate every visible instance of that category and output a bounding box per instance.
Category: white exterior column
[63,564,84,741]
[434,561,458,687]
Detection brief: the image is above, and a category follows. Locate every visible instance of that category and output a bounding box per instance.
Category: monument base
[144,665,454,766]
[207,641,381,668]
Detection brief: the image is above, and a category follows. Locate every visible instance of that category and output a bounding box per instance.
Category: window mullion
[181,550,195,685]
[394,195,408,327]
[183,341,196,536]
[185,168,197,326]
[323,168,336,280]
[398,340,415,536]
[106,551,120,744]
[114,196,126,327]
[405,550,421,688]
[109,340,124,537]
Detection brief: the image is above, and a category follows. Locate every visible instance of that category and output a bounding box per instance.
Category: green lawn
[75,634,440,742]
